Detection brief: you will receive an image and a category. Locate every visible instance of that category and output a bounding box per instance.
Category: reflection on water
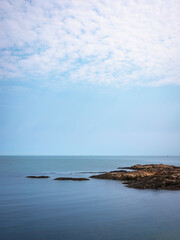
[0,156,180,240]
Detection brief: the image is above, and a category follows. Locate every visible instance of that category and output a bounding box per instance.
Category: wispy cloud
[0,0,180,89]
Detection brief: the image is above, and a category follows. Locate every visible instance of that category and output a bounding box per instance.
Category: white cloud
[0,0,180,89]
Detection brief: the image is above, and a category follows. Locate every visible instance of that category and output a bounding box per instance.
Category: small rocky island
[26,176,50,178]
[54,177,89,181]
[90,164,180,190]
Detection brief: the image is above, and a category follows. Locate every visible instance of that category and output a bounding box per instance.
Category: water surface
[0,156,180,240]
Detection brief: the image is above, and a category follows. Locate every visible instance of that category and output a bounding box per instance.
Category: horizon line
[0,154,179,157]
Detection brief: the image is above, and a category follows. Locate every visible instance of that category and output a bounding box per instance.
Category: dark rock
[54,177,89,181]
[90,164,180,190]
[118,164,178,170]
[76,171,107,174]
[26,176,50,178]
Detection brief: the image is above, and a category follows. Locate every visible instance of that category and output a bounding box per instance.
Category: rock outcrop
[54,177,89,181]
[26,176,50,178]
[90,164,180,190]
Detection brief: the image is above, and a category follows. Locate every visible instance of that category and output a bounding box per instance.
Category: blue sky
[0,0,180,155]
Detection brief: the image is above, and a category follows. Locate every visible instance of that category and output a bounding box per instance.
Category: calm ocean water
[0,156,180,240]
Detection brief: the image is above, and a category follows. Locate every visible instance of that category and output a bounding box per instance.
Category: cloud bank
[0,0,180,89]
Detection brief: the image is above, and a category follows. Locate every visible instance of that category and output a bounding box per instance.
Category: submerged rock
[54,177,89,181]
[90,164,180,190]
[26,176,50,178]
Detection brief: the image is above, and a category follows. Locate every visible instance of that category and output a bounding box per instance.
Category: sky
[0,0,180,155]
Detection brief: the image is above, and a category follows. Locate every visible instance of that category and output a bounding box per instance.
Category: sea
[0,156,180,240]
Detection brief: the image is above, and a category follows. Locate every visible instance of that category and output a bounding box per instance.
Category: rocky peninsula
[90,164,180,190]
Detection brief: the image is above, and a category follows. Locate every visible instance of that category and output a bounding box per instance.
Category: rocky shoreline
[26,164,180,190]
[90,164,180,190]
